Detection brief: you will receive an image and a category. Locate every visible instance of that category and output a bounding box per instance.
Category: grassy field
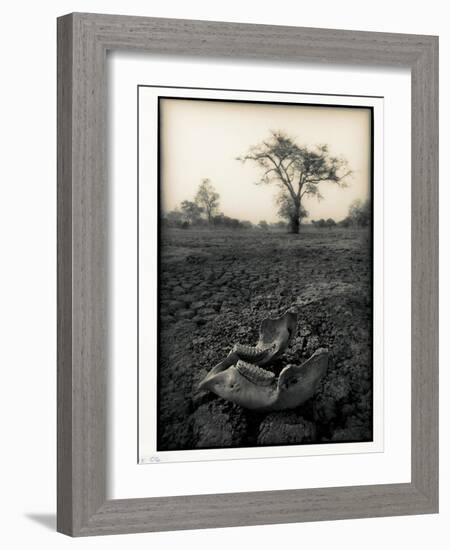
[157,226,373,451]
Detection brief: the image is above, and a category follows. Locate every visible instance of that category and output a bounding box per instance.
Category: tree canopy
[238,131,352,233]
[195,178,220,223]
[339,199,371,228]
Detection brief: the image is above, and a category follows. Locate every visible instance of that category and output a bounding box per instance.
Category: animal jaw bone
[198,311,297,389]
[197,311,328,411]
[199,348,329,411]
[199,311,297,390]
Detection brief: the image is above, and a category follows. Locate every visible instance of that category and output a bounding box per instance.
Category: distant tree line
[310,199,371,229]
[311,218,337,229]
[162,176,370,232]
[339,199,371,228]
[211,213,253,229]
[162,178,254,230]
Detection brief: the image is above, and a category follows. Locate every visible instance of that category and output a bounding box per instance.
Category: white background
[0,1,447,548]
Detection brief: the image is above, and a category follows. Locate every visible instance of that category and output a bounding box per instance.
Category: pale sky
[159,98,371,223]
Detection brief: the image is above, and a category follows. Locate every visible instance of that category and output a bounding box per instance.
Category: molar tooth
[235,343,270,362]
[236,360,275,386]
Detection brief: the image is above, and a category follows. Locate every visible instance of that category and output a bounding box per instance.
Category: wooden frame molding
[57,12,438,536]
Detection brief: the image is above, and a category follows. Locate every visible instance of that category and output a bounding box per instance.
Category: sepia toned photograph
[153,93,374,452]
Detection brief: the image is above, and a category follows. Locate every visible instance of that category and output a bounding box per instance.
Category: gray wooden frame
[57,12,439,537]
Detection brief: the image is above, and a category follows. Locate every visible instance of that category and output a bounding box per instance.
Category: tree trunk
[289,216,300,234]
[289,200,301,234]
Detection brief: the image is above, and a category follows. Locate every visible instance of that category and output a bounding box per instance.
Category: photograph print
[141,89,377,457]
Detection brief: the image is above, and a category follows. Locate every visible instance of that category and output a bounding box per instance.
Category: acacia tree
[180,200,203,225]
[238,131,352,233]
[348,199,371,227]
[195,179,220,223]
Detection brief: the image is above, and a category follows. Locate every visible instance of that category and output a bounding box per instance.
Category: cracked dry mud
[157,227,373,451]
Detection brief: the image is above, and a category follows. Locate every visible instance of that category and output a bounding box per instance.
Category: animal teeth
[236,360,275,386]
[233,342,276,362]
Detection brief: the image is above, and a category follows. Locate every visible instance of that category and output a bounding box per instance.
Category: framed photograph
[57,13,438,536]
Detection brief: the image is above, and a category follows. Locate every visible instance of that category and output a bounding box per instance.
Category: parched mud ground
[157,227,373,451]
